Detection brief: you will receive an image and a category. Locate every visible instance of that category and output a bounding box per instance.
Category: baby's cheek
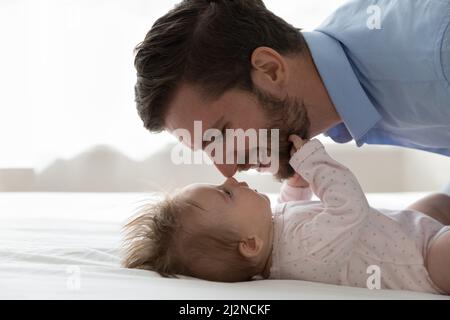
[260,202,273,221]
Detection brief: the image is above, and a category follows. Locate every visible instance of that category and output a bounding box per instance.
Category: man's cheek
[171,129,196,150]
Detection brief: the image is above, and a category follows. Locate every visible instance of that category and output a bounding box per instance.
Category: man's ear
[250,47,288,94]
[238,236,264,259]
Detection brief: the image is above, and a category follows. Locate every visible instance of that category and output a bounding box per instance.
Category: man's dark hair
[134,0,307,132]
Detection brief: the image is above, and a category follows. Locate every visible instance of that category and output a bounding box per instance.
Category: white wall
[1,142,449,193]
[0,0,448,193]
[0,0,348,170]
[327,144,450,193]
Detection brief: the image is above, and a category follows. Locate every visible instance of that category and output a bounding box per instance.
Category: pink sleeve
[278,183,313,203]
[289,139,371,262]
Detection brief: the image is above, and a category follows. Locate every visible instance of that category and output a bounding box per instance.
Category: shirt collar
[301,31,381,145]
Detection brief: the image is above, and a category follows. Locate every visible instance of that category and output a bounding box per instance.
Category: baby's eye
[223,188,233,198]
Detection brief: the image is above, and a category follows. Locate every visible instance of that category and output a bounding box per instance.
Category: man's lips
[255,163,272,173]
[238,163,271,172]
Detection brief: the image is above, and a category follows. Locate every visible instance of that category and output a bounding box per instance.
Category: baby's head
[122,178,273,282]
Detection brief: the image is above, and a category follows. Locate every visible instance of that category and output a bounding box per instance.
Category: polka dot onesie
[269,139,449,294]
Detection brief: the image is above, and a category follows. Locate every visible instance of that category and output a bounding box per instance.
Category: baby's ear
[238,236,264,259]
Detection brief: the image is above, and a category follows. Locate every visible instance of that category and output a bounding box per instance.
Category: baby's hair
[122,194,260,282]
[122,196,184,277]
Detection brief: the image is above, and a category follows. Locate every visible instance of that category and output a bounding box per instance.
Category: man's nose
[214,163,238,178]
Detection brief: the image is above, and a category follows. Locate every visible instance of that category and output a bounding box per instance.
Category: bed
[1,192,449,300]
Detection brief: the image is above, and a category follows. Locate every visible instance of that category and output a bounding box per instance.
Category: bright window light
[0,0,347,169]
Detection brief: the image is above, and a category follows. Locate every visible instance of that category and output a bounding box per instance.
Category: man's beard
[238,87,311,181]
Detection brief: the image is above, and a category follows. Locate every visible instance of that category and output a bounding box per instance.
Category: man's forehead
[166,101,226,149]
[165,84,218,126]
[165,103,219,132]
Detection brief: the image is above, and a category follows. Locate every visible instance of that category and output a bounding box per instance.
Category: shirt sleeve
[289,139,371,263]
[277,183,313,203]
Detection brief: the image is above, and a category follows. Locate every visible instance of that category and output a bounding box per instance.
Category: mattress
[1,192,449,300]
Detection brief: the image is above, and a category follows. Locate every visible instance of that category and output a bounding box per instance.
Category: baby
[122,136,450,294]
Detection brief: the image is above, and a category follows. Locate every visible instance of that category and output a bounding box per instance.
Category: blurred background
[0,0,449,193]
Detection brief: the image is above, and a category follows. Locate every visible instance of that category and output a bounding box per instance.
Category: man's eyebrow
[202,116,225,149]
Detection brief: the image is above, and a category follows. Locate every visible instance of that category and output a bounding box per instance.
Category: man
[134,0,450,191]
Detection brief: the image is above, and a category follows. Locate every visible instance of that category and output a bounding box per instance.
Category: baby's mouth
[261,193,271,203]
[253,188,270,203]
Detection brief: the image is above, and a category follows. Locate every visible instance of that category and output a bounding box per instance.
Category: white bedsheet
[1,192,449,300]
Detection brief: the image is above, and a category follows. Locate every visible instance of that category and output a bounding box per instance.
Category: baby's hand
[288,135,310,187]
[288,134,308,156]
[286,173,310,188]
[289,134,308,157]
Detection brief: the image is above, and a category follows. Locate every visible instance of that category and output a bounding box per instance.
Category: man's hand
[287,135,309,188]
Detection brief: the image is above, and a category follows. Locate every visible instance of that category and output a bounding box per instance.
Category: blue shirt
[302,0,450,156]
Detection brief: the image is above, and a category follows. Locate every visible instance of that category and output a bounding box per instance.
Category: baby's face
[180,178,273,241]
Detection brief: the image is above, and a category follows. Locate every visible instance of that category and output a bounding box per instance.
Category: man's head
[122,178,273,282]
[134,0,310,180]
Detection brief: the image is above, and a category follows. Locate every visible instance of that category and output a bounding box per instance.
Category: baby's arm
[289,137,371,261]
[278,174,313,203]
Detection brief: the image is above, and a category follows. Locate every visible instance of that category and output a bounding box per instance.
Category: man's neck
[288,49,342,137]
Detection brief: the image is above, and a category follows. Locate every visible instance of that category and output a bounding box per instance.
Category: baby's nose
[225,178,248,187]
[226,177,238,185]
[238,181,249,187]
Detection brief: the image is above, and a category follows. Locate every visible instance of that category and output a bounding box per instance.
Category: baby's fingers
[290,147,297,157]
[289,135,305,151]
